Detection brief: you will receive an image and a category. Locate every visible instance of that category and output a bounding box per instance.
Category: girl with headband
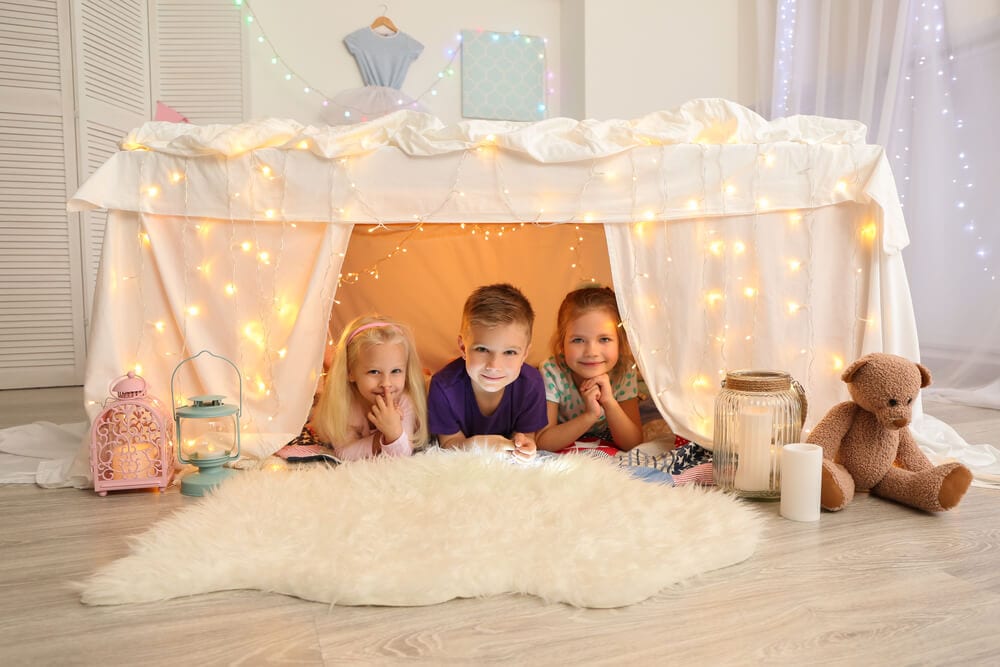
[311,314,428,460]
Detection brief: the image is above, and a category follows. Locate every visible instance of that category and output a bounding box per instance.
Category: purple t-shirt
[427,357,548,439]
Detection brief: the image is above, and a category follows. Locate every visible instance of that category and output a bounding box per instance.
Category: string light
[239,0,469,116]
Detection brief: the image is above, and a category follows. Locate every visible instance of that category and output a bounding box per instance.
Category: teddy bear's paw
[937,462,973,510]
[820,460,853,511]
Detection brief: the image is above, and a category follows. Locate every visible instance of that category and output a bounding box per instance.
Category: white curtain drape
[755,0,1000,480]
[755,0,1000,403]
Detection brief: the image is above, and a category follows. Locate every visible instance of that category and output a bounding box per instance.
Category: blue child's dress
[322,27,425,124]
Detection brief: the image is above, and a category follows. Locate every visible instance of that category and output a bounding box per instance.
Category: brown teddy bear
[806,353,973,512]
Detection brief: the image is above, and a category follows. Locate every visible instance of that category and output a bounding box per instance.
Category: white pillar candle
[779,443,823,521]
[733,407,772,492]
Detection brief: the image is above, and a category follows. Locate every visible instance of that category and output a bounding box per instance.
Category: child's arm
[369,394,413,458]
[536,401,600,451]
[587,375,644,450]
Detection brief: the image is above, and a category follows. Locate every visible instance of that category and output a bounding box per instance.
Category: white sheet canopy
[64,98,924,475]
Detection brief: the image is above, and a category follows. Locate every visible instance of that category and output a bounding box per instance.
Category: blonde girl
[536,286,643,452]
[311,314,428,460]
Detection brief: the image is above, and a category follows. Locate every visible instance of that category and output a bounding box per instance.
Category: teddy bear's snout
[891,417,909,428]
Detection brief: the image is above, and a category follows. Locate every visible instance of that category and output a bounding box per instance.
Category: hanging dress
[322,26,425,124]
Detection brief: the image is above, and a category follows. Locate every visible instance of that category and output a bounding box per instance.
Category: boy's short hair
[461,283,535,336]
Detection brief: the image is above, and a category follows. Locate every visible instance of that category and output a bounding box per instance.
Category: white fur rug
[80,450,762,608]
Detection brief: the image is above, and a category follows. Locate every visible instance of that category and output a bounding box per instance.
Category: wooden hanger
[370,5,398,34]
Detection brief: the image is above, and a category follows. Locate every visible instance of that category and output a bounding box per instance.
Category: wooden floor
[1,388,998,665]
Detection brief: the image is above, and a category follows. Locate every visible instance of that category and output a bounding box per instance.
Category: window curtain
[755,0,1000,479]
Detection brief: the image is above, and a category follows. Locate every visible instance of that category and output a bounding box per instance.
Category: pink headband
[347,321,398,344]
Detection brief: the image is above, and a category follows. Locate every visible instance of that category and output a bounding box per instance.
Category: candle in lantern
[734,407,772,492]
[111,442,159,480]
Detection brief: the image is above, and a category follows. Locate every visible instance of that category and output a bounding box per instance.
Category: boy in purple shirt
[428,283,547,461]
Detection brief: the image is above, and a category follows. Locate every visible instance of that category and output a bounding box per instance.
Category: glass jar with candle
[713,370,807,499]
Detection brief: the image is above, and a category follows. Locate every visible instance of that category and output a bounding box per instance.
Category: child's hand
[510,432,537,461]
[579,378,605,418]
[581,374,615,409]
[368,394,403,444]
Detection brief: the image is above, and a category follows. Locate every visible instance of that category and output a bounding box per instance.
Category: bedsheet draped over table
[64,99,925,478]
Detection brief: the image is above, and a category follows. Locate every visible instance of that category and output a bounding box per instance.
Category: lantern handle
[169,350,244,418]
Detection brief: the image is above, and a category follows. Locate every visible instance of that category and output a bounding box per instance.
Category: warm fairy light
[133,363,143,375]
[140,233,151,246]
[224,283,237,296]
[187,305,199,316]
[485,133,496,143]
[243,322,265,347]
[832,355,845,371]
[583,214,594,223]
[258,251,271,264]
[169,171,184,184]
[692,375,709,389]
[709,240,724,256]
[724,183,736,195]
[763,153,776,166]
[686,199,699,211]
[240,241,252,252]
[277,348,287,359]
[261,165,272,177]
[733,241,746,254]
[788,259,802,271]
[706,290,723,305]
[146,185,159,197]
[861,222,877,241]
[789,212,802,224]
[643,210,654,221]
[264,209,275,219]
[787,301,801,314]
[154,321,165,333]
[835,180,848,193]
[758,197,769,208]
[297,140,309,149]
[743,287,757,298]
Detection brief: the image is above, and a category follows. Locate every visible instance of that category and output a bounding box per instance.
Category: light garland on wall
[237,0,462,116]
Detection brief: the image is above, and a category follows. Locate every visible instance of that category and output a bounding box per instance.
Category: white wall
[580,0,744,119]
[245,0,749,124]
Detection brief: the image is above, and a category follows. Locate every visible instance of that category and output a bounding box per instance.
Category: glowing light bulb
[789,212,802,224]
[154,321,165,333]
[788,259,801,271]
[758,197,769,209]
[725,183,736,195]
[187,305,199,316]
[169,172,183,184]
[240,241,252,252]
[258,251,270,264]
[264,209,275,219]
[709,240,724,256]
[146,185,159,197]
[706,290,723,305]
[763,153,776,166]
[861,223,877,241]
[832,355,845,371]
[297,140,308,149]
[835,180,848,193]
[277,348,287,359]
[692,375,709,389]
[687,199,699,211]
[224,283,237,296]
[787,301,800,314]
[743,287,757,298]
[261,165,272,177]
[733,241,746,254]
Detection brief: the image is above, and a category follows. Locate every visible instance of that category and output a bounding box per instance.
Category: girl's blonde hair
[550,285,634,386]
[313,314,428,448]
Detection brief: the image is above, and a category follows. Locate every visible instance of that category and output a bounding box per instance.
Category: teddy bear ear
[841,355,870,383]
[916,362,932,388]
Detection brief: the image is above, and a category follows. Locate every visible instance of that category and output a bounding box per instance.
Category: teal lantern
[170,350,243,497]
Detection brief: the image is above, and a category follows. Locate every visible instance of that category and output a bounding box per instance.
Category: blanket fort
[69,98,918,464]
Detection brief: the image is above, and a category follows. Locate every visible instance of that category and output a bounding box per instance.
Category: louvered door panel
[72,0,151,338]
[0,0,86,389]
[152,0,245,124]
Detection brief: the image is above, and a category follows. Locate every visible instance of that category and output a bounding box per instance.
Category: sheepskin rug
[80,449,762,608]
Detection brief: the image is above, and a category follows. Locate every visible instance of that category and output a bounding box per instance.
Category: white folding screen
[0,0,246,389]
[0,0,86,388]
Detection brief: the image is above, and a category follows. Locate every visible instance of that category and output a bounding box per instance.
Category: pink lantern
[90,371,174,496]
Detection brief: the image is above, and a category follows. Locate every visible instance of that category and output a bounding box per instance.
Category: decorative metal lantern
[713,370,807,499]
[90,371,174,496]
[170,350,243,497]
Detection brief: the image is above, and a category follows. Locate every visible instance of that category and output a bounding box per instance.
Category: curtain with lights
[754,0,1000,481]
[58,99,934,485]
[756,1,1000,406]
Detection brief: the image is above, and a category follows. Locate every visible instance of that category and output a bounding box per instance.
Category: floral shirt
[539,356,639,442]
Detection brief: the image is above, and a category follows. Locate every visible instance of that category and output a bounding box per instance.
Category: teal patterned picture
[461,29,546,121]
